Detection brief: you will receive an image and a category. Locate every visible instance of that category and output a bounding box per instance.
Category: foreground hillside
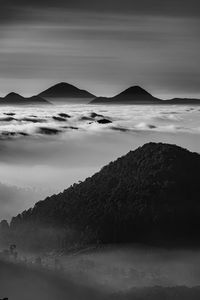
[3,142,200,249]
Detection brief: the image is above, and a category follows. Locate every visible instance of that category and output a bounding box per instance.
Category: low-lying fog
[0,104,199,219]
[2,245,200,299]
[0,104,200,300]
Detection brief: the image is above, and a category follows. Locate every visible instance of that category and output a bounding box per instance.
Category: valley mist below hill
[0,104,199,226]
[2,245,200,300]
[0,105,200,300]
[1,142,200,252]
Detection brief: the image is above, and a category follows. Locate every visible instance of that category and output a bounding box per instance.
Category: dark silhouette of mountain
[39,82,95,103]
[91,86,162,104]
[0,92,51,105]
[5,142,200,249]
[90,86,200,105]
[165,98,200,105]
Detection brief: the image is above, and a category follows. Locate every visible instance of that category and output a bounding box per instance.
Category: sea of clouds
[0,103,199,219]
[0,104,199,138]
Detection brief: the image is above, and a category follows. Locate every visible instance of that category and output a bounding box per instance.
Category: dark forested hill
[4,143,200,249]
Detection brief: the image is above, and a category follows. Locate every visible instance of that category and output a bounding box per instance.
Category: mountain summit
[117,85,152,97]
[0,93,50,105]
[90,85,162,104]
[91,85,200,105]
[4,92,25,101]
[39,82,95,103]
[6,142,200,249]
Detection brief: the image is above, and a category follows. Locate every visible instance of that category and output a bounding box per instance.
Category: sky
[0,0,200,98]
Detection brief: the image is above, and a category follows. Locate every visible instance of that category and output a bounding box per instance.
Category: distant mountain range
[90,86,200,105]
[0,83,199,105]
[91,86,162,104]
[38,82,95,103]
[2,142,200,250]
[0,92,51,105]
[0,82,95,105]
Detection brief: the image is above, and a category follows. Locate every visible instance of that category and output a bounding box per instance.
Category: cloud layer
[0,103,199,217]
[0,104,199,139]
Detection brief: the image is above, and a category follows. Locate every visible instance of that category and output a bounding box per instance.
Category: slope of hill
[39,82,95,103]
[90,86,200,105]
[91,86,162,104]
[165,98,200,105]
[0,93,51,105]
[5,142,200,249]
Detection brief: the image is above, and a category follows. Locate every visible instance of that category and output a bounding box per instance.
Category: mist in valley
[0,0,200,297]
[2,244,200,300]
[0,104,199,218]
[0,104,200,300]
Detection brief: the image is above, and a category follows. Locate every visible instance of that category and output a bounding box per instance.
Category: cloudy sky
[0,0,200,98]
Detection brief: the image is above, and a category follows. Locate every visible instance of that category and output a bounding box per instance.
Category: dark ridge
[165,98,200,105]
[21,117,46,123]
[0,93,51,105]
[61,126,79,130]
[97,118,112,124]
[4,112,16,116]
[19,132,29,136]
[58,113,71,118]
[90,86,162,104]
[148,124,157,129]
[117,85,152,97]
[4,92,25,100]
[90,112,104,118]
[52,116,67,122]
[111,126,129,132]
[1,131,17,137]
[39,82,95,99]
[4,142,200,250]
[90,86,200,105]
[0,117,16,122]
[37,127,62,135]
[0,131,29,138]
[80,116,94,121]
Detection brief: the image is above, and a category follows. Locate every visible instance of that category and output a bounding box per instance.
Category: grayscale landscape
[0,1,200,299]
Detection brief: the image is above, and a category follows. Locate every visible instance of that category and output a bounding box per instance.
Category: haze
[0,104,199,219]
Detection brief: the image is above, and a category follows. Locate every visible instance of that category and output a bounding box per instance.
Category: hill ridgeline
[1,142,200,249]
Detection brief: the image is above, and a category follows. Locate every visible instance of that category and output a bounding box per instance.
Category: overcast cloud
[0,0,200,98]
